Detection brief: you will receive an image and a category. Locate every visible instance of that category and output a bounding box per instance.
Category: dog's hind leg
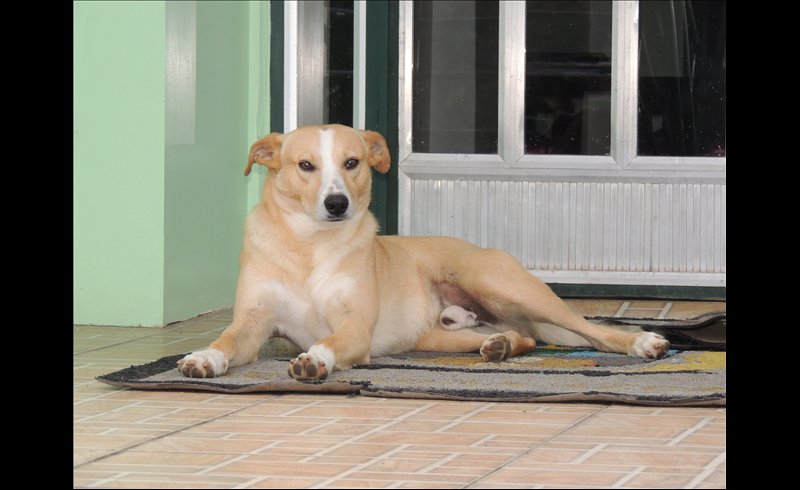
[414,328,536,362]
[451,248,669,359]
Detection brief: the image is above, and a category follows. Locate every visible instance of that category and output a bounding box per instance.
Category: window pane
[638,1,726,157]
[413,1,499,154]
[326,1,354,127]
[524,1,612,155]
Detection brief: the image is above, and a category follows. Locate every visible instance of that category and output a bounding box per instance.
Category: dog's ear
[245,133,284,176]
[360,130,391,174]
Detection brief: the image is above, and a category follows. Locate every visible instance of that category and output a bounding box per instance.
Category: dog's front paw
[288,353,329,382]
[177,349,228,378]
[631,332,670,359]
[480,334,513,362]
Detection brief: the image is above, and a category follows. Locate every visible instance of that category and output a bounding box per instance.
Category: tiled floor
[74,300,726,489]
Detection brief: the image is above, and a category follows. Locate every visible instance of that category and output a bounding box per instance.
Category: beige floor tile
[514,447,590,464]
[358,431,490,446]
[444,421,568,436]
[699,469,726,484]
[207,459,356,478]
[483,467,628,486]
[308,424,388,437]
[469,409,593,424]
[97,449,239,467]
[74,447,119,466]
[564,299,624,317]
[345,470,475,483]
[361,457,439,473]
[667,301,726,318]
[247,477,328,488]
[418,401,496,415]
[629,301,670,309]
[85,471,254,486]
[581,413,707,429]
[622,471,697,488]
[426,465,489,476]
[677,433,727,446]
[584,449,719,468]
[287,405,423,420]
[620,309,663,319]
[135,437,277,454]
[322,479,396,488]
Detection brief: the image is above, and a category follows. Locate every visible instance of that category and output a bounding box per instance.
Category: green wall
[163,1,251,324]
[74,1,265,327]
[74,1,167,327]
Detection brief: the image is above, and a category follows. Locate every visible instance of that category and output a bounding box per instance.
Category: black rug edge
[96,377,725,407]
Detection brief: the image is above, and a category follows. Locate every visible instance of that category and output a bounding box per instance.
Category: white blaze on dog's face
[246,125,390,232]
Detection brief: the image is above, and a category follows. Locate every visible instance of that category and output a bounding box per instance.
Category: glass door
[397,1,726,287]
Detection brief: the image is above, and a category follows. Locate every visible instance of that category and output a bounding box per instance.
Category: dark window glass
[638,1,726,157]
[413,1,499,154]
[326,1,354,127]
[524,1,612,155]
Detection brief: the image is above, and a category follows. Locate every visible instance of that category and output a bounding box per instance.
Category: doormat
[97,313,725,407]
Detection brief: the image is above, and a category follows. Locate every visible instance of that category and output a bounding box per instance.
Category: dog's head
[245,125,390,226]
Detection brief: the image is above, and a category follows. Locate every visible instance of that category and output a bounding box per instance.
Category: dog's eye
[299,161,315,171]
[345,158,359,170]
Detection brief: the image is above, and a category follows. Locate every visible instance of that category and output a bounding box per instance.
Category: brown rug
[97,313,725,407]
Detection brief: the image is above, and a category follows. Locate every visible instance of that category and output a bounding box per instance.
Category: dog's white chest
[269,256,356,351]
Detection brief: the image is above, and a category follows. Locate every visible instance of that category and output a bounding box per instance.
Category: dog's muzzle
[324,194,349,220]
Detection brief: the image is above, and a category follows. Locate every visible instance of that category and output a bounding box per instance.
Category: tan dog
[177,125,669,381]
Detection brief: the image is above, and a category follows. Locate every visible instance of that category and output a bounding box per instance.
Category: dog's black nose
[324,194,349,218]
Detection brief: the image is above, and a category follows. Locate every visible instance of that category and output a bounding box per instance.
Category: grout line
[233,476,270,489]
[195,440,284,475]
[85,471,132,488]
[416,451,462,474]
[162,338,199,346]
[682,450,726,489]
[298,403,440,487]
[74,390,123,407]
[614,302,631,318]
[568,442,608,464]
[136,407,187,424]
[463,404,614,488]
[658,302,674,319]
[277,399,326,416]
[72,394,280,470]
[74,400,146,422]
[298,403,437,463]
[470,434,498,447]
[73,379,103,389]
[667,417,714,446]
[307,444,413,489]
[72,310,232,357]
[611,465,647,488]
[434,403,497,433]
[297,417,344,435]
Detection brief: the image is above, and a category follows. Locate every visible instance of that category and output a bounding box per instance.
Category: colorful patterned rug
[97,314,725,406]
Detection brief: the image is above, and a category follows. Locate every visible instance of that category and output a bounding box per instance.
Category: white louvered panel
[406,180,726,279]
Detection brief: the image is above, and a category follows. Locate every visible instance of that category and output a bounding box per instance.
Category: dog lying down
[178,125,669,381]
